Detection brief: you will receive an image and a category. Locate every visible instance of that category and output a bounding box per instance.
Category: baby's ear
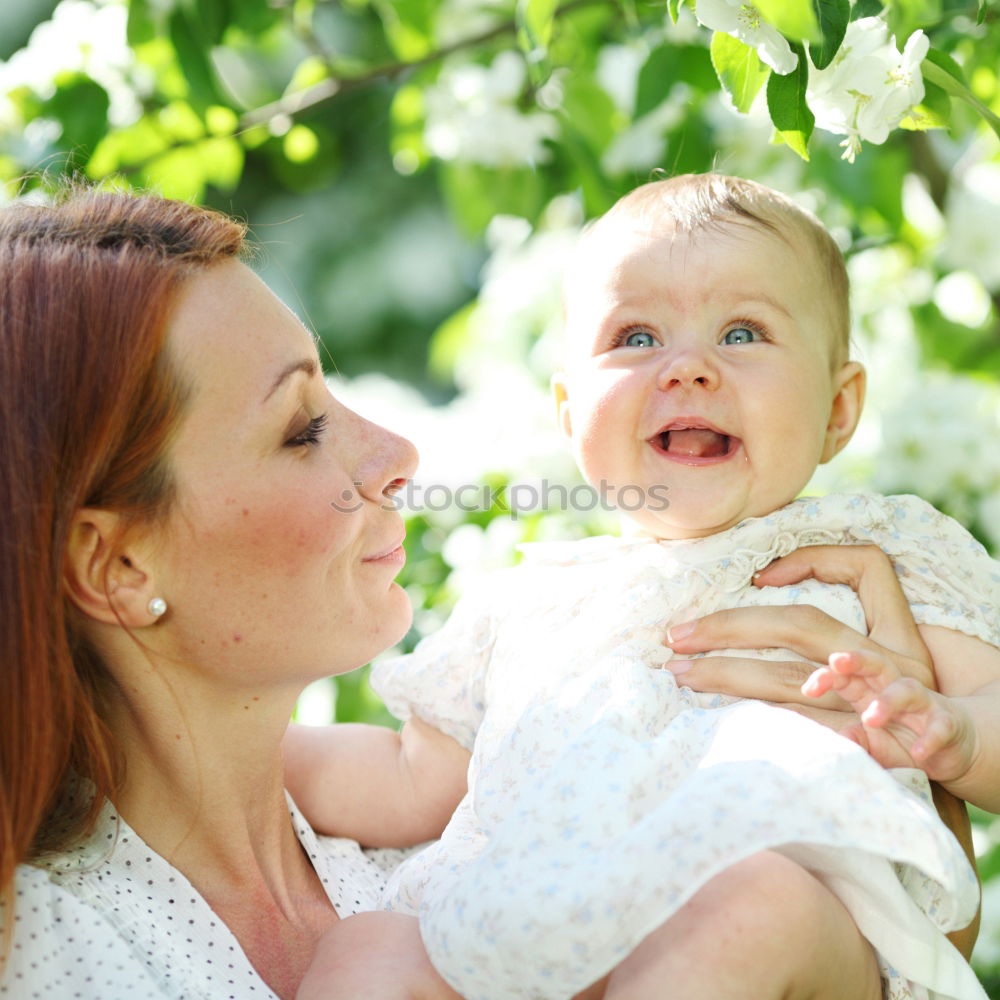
[821,361,866,463]
[551,373,573,438]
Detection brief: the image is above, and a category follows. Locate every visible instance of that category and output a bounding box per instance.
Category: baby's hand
[803,649,979,783]
[296,912,461,1000]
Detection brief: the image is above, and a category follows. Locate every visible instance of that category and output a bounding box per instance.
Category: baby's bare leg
[296,912,462,1000]
[601,851,881,1000]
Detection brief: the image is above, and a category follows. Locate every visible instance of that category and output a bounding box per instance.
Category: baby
[287,174,1000,1000]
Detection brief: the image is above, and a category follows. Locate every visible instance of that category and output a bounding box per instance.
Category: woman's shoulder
[1,863,165,999]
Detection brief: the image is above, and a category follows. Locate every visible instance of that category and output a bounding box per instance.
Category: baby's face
[554,219,862,540]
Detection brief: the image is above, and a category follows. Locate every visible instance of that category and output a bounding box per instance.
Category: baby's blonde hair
[576,173,851,367]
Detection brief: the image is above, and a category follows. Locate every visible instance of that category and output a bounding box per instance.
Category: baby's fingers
[802,649,900,704]
[859,676,932,728]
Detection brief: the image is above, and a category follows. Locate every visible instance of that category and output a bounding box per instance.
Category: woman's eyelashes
[285,412,329,448]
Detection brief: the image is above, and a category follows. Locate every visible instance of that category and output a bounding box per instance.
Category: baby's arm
[283,716,470,846]
[804,625,1000,813]
[296,913,462,1000]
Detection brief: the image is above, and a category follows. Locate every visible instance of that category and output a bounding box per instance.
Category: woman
[0,189,423,998]
[0,189,977,999]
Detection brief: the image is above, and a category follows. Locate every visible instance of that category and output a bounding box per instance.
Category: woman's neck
[105,668,338,999]
[106,664,305,895]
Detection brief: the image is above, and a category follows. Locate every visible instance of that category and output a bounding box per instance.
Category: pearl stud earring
[148,597,167,618]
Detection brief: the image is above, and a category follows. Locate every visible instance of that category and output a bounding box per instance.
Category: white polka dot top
[0,794,401,999]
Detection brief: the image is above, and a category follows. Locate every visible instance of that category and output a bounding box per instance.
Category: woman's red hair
[0,188,246,925]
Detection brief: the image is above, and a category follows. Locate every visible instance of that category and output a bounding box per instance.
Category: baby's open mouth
[651,423,740,460]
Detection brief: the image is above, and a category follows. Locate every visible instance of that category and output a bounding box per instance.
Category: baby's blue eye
[722,326,759,346]
[623,330,657,348]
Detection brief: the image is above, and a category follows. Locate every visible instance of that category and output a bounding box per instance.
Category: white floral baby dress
[371,493,998,1000]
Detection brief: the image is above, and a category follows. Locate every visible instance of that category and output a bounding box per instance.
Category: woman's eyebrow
[263,357,318,403]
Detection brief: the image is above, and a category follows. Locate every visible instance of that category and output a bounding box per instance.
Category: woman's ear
[551,373,572,438]
[63,510,162,627]
[820,361,866,463]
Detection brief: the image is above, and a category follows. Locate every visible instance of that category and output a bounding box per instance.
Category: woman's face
[152,260,417,691]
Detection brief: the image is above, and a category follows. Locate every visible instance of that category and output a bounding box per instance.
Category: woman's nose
[655,343,719,391]
[354,419,420,505]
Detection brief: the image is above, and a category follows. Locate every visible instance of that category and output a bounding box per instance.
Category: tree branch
[238,0,607,131]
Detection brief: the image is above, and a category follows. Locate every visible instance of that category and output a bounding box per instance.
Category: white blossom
[693,0,798,75]
[933,270,992,328]
[596,43,647,115]
[940,162,1000,292]
[424,51,559,167]
[872,372,1000,528]
[806,17,928,163]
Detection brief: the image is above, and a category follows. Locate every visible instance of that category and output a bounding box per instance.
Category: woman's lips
[364,535,407,564]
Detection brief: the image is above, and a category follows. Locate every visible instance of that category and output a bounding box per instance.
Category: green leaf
[636,43,718,118]
[196,136,243,190]
[181,0,228,45]
[159,100,204,142]
[897,104,947,131]
[372,0,435,60]
[667,0,694,23]
[86,117,170,178]
[710,32,770,114]
[228,0,282,35]
[850,0,883,18]
[766,43,813,159]
[429,301,477,382]
[554,117,618,217]
[884,0,940,36]
[809,0,849,70]
[283,124,320,163]
[441,163,546,236]
[559,72,618,152]
[755,0,819,42]
[924,47,966,86]
[168,9,221,108]
[45,74,111,161]
[141,146,206,202]
[922,52,1000,142]
[517,0,559,57]
[127,0,158,46]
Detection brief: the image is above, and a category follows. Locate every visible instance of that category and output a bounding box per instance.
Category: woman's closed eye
[285,413,328,448]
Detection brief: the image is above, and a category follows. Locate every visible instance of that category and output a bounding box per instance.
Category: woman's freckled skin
[152,259,417,691]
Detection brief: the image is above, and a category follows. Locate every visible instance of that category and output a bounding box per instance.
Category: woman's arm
[283,716,470,847]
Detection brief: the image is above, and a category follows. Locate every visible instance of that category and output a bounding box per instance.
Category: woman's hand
[665,542,980,959]
[665,544,936,718]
